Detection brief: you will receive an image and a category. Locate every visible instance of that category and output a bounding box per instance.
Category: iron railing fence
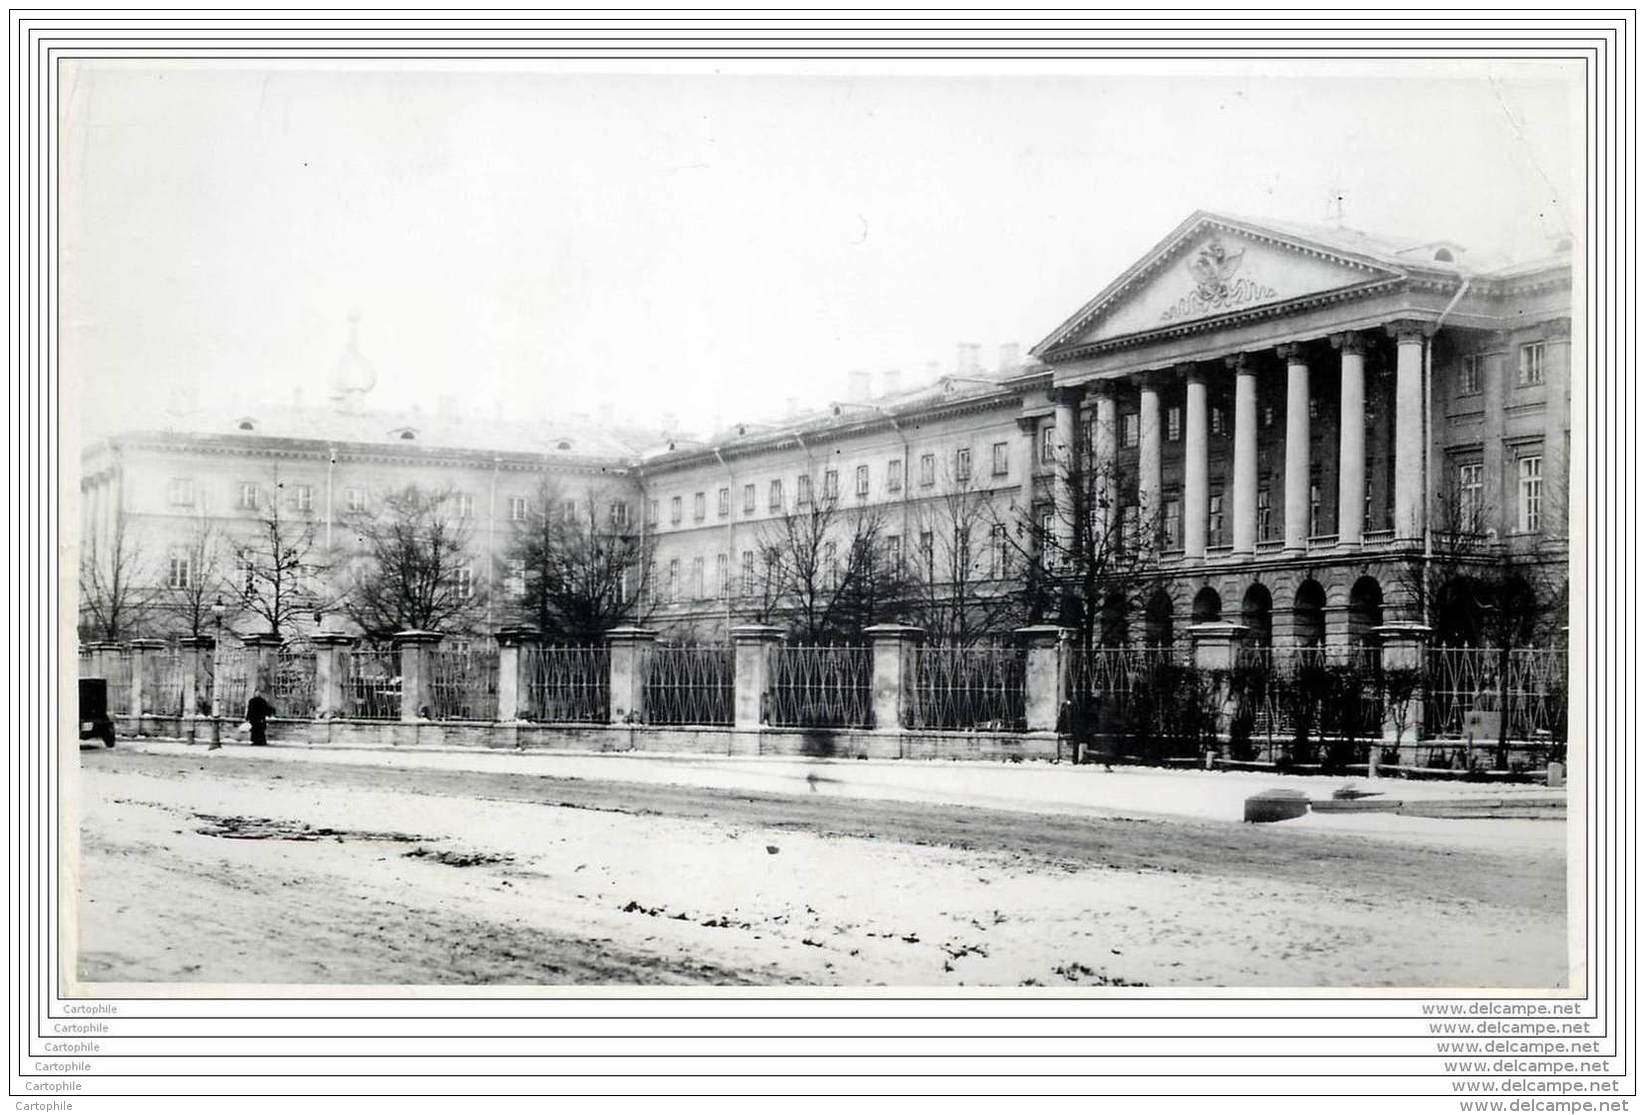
[1067,646,1204,758]
[428,645,500,721]
[522,644,609,724]
[343,647,400,720]
[103,648,133,715]
[145,646,186,717]
[908,644,1027,731]
[1239,645,1384,764]
[1425,646,1568,745]
[644,644,734,726]
[768,644,872,729]
[214,646,249,719]
[272,643,317,720]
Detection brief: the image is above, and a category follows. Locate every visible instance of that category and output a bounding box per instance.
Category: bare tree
[162,515,234,638]
[906,468,1030,646]
[342,485,484,640]
[754,483,909,643]
[229,469,331,640]
[505,478,652,640]
[78,513,160,642]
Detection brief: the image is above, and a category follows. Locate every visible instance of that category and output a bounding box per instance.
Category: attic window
[1434,247,1455,262]
[235,418,257,431]
[399,430,416,440]
[556,439,572,451]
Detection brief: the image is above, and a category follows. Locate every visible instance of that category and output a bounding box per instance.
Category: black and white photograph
[65,57,1580,993]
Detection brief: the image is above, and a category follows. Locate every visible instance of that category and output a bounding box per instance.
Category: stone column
[1280,343,1312,553]
[729,625,784,730]
[1390,321,1428,541]
[865,624,922,731]
[606,626,659,724]
[1137,374,1163,533]
[494,626,538,723]
[1182,365,1209,561]
[128,637,166,719]
[1334,331,1367,548]
[1189,621,1249,742]
[1374,622,1430,746]
[1229,355,1258,557]
[310,632,355,719]
[392,630,444,722]
[1092,384,1118,542]
[1050,385,1083,564]
[1016,625,1072,734]
[1543,317,1572,536]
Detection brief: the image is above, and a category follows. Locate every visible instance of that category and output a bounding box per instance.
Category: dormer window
[388,426,418,441]
[235,417,257,432]
[556,439,573,451]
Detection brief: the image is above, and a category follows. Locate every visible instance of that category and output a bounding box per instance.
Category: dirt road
[72,746,1570,989]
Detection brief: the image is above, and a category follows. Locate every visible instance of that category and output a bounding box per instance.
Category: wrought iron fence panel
[273,644,317,720]
[645,644,734,726]
[768,644,872,729]
[1068,647,1197,756]
[343,647,400,720]
[103,649,132,715]
[1425,646,1568,744]
[523,645,609,724]
[428,646,499,721]
[1245,646,1383,763]
[909,645,1026,731]
[215,646,249,718]
[146,647,186,717]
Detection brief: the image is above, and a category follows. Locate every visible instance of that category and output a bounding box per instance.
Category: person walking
[245,692,275,747]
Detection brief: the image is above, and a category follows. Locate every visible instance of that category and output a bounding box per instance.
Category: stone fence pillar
[495,626,539,723]
[865,624,922,731]
[310,632,355,719]
[606,627,658,724]
[393,630,444,722]
[730,625,784,729]
[1374,622,1430,746]
[86,642,120,687]
[1189,621,1249,747]
[1016,624,1073,734]
[128,638,166,720]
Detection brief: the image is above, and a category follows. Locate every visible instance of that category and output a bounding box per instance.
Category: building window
[610,501,630,529]
[693,492,706,521]
[167,477,195,508]
[822,469,838,500]
[918,531,934,576]
[346,488,365,514]
[716,553,729,598]
[645,499,659,526]
[1081,418,1094,461]
[453,491,473,519]
[1163,496,1182,549]
[742,483,756,514]
[1207,492,1224,546]
[919,453,936,487]
[166,548,192,590]
[667,559,680,603]
[691,557,705,600]
[1456,462,1484,531]
[508,496,528,522]
[741,550,755,596]
[1167,406,1183,442]
[991,441,1010,477]
[855,464,870,497]
[1518,343,1546,387]
[886,534,902,570]
[455,563,474,600]
[505,559,526,597]
[1121,413,1140,449]
[1040,425,1056,463]
[1518,454,1543,532]
[1309,482,1322,538]
[953,526,970,574]
[293,484,313,513]
[717,487,730,518]
[1256,488,1272,541]
[989,524,1008,578]
[1038,512,1056,568]
[955,447,972,483]
[1460,355,1485,396]
[237,482,259,511]
[768,479,784,511]
[670,496,682,525]
[886,459,903,493]
[1365,465,1376,531]
[562,499,579,523]
[823,542,838,591]
[796,474,813,506]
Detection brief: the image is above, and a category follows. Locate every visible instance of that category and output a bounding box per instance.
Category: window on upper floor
[453,491,473,519]
[822,469,838,500]
[645,499,659,526]
[345,488,366,514]
[991,442,1010,477]
[693,491,706,521]
[167,477,195,508]
[670,495,682,525]
[768,478,784,511]
[508,495,528,522]
[886,458,903,493]
[855,464,870,497]
[455,563,475,600]
[1518,342,1546,387]
[954,447,972,484]
[1122,413,1140,449]
[1518,453,1543,532]
[717,487,730,518]
[743,483,756,513]
[610,501,630,529]
[1039,425,1056,463]
[237,482,259,511]
[796,474,813,506]
[919,453,936,487]
[1256,488,1272,542]
[1167,406,1183,442]
[1456,461,1484,532]
[1459,355,1486,396]
[1207,492,1224,546]
[166,547,193,590]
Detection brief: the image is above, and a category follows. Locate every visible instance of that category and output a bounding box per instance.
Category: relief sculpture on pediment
[1160,235,1280,324]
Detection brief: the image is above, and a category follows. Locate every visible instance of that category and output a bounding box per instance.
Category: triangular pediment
[1037,213,1409,356]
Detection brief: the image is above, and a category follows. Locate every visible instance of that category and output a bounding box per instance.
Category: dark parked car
[79,677,115,748]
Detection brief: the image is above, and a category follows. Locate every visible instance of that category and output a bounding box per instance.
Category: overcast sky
[62,60,1581,440]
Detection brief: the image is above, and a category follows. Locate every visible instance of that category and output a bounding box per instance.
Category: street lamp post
[209,595,225,749]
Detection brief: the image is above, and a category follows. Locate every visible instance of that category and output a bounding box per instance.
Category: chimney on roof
[880,369,902,397]
[847,370,872,402]
[956,342,982,376]
[997,343,1021,374]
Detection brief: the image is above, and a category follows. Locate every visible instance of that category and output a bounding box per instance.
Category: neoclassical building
[81,210,1572,648]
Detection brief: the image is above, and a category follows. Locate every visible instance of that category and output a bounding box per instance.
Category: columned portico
[1181,365,1209,561]
[1279,343,1311,553]
[1229,354,1258,557]
[1389,322,1427,541]
[1334,331,1367,548]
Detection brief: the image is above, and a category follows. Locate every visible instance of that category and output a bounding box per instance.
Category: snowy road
[71,743,1572,990]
